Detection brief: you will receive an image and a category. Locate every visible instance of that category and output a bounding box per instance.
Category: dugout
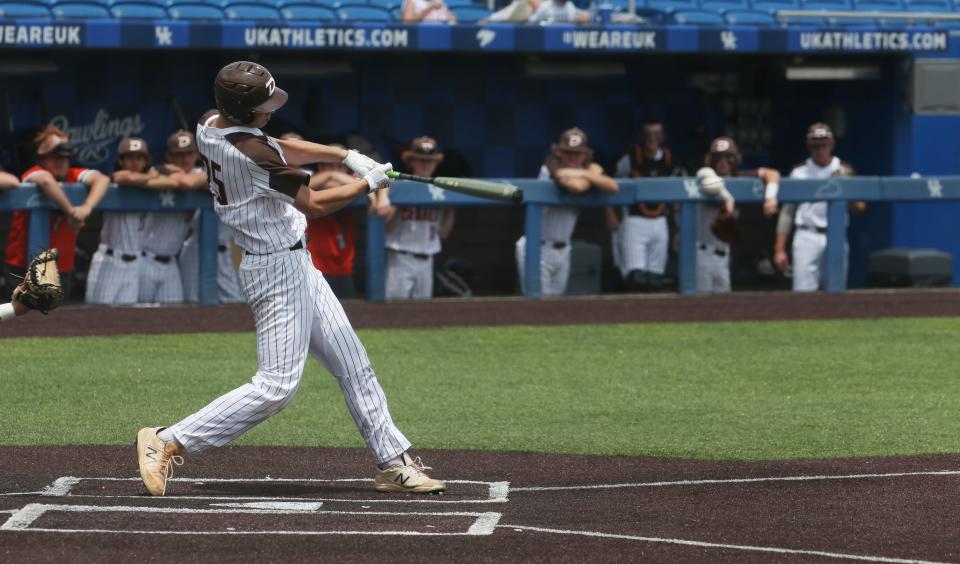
[1,32,958,296]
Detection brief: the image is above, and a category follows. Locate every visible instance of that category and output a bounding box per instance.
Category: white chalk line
[509,470,960,492]
[499,524,947,564]
[36,476,510,504]
[1,503,501,536]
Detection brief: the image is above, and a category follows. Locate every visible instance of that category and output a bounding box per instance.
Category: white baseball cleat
[136,427,184,496]
[374,457,446,494]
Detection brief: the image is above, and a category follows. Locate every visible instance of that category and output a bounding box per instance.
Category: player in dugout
[4,126,110,301]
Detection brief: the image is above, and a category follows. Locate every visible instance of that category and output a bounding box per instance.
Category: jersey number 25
[200,155,227,205]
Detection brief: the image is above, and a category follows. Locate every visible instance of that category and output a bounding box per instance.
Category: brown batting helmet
[706,136,742,170]
[214,61,288,125]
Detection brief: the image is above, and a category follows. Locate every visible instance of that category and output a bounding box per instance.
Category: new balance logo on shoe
[145,446,158,462]
[394,473,410,485]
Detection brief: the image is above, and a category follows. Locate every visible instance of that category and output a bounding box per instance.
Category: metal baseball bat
[386,171,523,204]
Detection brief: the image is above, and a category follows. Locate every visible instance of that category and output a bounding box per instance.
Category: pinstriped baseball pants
[167,247,411,465]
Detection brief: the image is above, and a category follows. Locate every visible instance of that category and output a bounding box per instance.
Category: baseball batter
[86,137,177,305]
[516,128,618,296]
[774,123,865,291]
[137,61,444,497]
[696,137,780,293]
[383,136,454,300]
[608,119,684,292]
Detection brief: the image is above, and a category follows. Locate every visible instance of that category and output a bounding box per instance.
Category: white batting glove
[363,162,393,193]
[343,150,380,177]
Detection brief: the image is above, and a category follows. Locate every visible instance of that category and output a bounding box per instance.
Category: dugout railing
[0,176,953,303]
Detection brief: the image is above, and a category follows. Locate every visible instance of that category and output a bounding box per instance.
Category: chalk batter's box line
[1,503,503,536]
[40,477,511,504]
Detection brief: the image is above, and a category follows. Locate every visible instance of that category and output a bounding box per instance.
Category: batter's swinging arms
[136,61,445,496]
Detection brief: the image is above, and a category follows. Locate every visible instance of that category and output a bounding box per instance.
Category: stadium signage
[796,30,947,51]
[241,26,410,48]
[49,110,145,166]
[0,24,80,46]
[559,29,657,50]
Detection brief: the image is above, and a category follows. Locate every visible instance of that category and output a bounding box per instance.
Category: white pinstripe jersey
[385,202,443,255]
[141,166,200,256]
[100,210,145,252]
[791,156,843,230]
[538,164,580,243]
[196,111,310,254]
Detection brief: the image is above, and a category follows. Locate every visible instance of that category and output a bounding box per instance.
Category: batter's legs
[306,259,411,466]
[164,250,312,453]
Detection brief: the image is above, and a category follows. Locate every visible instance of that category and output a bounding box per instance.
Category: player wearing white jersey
[138,132,206,304]
[136,61,444,497]
[608,119,684,292]
[774,123,866,291]
[86,137,177,305]
[696,137,781,293]
[382,136,454,300]
[168,131,246,304]
[516,128,618,296]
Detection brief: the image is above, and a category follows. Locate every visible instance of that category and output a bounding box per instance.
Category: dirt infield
[3,289,960,338]
[1,446,959,563]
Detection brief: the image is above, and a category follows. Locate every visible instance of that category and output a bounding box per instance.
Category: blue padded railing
[2,176,957,302]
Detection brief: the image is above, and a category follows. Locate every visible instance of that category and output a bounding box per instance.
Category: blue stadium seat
[701,0,749,10]
[782,13,829,22]
[390,4,401,18]
[854,0,903,9]
[647,0,697,12]
[451,5,489,19]
[903,0,951,10]
[337,3,392,20]
[750,0,798,10]
[671,8,726,22]
[365,0,397,8]
[444,0,477,6]
[725,8,778,22]
[218,0,284,6]
[832,14,879,21]
[800,0,851,8]
[111,1,168,16]
[278,0,339,7]
[51,1,112,17]
[109,0,165,5]
[166,1,224,19]
[0,1,53,17]
[224,2,281,19]
[280,2,336,19]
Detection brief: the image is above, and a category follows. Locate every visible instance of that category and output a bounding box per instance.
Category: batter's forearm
[298,180,369,218]
[275,139,348,167]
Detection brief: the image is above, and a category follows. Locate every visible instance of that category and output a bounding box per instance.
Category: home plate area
[2,447,960,562]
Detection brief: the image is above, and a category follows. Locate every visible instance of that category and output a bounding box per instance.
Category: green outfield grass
[2,317,959,460]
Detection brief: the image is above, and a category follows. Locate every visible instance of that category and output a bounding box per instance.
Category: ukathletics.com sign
[797,30,948,51]
[240,27,410,48]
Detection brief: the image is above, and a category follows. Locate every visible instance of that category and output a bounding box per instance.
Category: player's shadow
[191,482,371,496]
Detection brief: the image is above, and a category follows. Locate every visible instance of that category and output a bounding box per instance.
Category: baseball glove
[13,249,64,314]
[710,209,740,244]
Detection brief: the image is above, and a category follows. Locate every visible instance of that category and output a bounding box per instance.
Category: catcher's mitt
[710,209,740,244]
[13,249,64,314]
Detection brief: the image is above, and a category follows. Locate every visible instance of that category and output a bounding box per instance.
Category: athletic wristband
[0,303,15,322]
[764,182,780,200]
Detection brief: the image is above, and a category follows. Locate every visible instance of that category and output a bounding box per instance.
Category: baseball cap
[118,137,150,157]
[402,136,444,162]
[554,127,591,153]
[166,130,197,153]
[36,134,75,157]
[806,122,834,142]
